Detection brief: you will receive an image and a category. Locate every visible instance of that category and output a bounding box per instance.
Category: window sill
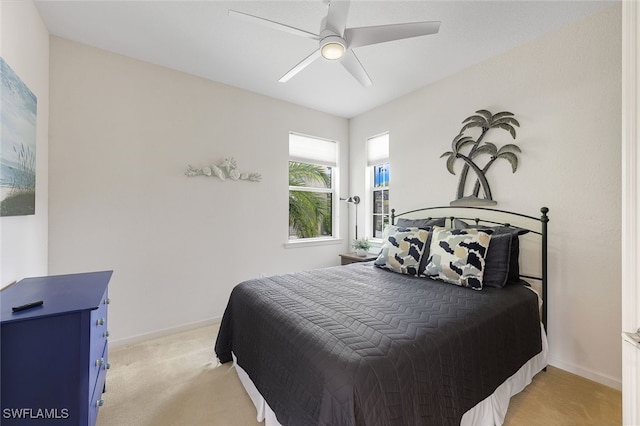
[368,238,385,248]
[284,238,344,249]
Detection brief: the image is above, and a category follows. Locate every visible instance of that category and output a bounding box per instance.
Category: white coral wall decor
[185,158,261,182]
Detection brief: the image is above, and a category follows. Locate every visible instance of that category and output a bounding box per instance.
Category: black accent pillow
[452,218,472,229]
[395,217,445,229]
[482,233,512,288]
[478,226,528,287]
[507,235,522,284]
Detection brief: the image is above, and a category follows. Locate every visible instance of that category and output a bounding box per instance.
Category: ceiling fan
[229,0,440,87]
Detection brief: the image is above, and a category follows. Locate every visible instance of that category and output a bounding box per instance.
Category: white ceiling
[34,0,615,118]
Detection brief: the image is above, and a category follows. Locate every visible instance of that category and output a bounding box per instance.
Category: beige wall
[350,5,622,388]
[0,1,49,286]
[48,37,350,344]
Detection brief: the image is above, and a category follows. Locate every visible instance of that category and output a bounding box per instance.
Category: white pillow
[374,225,429,275]
[423,226,492,290]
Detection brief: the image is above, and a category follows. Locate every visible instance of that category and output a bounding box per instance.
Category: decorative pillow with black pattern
[451,222,529,287]
[374,225,429,275]
[422,226,493,290]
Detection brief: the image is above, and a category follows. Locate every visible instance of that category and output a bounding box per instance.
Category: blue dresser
[1,271,113,425]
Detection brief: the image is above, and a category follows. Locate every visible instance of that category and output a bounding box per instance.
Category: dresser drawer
[89,291,109,365]
[88,344,108,426]
[89,339,108,399]
[89,289,109,401]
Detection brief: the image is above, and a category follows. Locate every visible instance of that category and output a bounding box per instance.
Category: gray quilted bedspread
[215,262,542,426]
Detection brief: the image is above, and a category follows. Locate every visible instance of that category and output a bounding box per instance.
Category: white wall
[0,1,49,287]
[350,5,622,389]
[48,37,349,344]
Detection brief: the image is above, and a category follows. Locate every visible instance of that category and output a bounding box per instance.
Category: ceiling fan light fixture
[320,35,346,60]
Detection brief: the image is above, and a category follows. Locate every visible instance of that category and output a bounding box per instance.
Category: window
[372,163,390,238]
[368,133,390,239]
[289,133,337,240]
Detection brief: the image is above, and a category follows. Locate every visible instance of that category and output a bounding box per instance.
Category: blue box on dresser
[1,271,113,426]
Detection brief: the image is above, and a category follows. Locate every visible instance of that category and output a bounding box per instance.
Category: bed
[215,206,550,426]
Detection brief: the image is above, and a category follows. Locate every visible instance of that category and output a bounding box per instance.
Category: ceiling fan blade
[279,49,322,83]
[229,10,320,40]
[325,0,351,36]
[345,21,440,49]
[340,50,372,87]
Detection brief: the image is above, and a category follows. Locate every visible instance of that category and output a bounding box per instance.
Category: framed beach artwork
[0,57,37,216]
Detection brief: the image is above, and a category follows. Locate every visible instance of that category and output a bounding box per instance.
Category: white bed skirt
[232,324,549,426]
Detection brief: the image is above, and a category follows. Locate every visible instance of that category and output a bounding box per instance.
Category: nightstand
[339,252,377,265]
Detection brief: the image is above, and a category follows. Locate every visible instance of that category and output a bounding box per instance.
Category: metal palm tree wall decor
[440,109,521,206]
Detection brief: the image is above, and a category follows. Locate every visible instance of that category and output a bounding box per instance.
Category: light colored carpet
[97,324,621,426]
[97,324,261,426]
[503,365,622,425]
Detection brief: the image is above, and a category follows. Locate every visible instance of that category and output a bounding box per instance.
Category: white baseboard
[549,357,622,391]
[109,316,222,349]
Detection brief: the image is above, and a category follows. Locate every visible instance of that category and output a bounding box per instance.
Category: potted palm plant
[352,238,371,256]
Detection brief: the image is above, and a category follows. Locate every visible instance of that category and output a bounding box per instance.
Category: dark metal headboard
[391,206,549,332]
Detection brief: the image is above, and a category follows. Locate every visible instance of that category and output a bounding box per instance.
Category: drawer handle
[95,358,104,367]
[103,298,110,305]
[103,331,110,338]
[96,399,104,408]
[105,362,111,370]
[96,318,105,326]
